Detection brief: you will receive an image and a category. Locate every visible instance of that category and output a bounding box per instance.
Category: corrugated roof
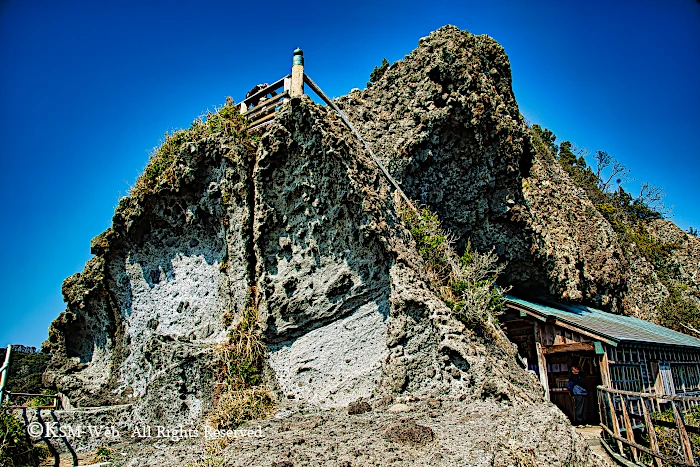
[504,294,700,349]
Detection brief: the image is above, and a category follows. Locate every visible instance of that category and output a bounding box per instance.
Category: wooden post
[620,394,639,463]
[291,48,304,97]
[607,392,626,456]
[600,347,612,387]
[598,389,607,428]
[536,343,550,400]
[640,397,663,467]
[534,323,549,400]
[672,401,695,465]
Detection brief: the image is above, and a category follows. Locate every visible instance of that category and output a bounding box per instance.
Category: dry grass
[207,288,276,431]
[207,388,276,431]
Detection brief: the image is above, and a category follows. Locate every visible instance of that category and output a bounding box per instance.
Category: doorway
[547,351,601,424]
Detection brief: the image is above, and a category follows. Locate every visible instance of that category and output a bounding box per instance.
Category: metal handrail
[0,345,11,403]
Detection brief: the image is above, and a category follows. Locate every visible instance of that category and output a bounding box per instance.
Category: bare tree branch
[681,322,700,336]
[596,151,631,194]
[636,182,673,218]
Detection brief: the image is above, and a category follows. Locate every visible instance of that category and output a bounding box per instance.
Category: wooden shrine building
[502,295,700,424]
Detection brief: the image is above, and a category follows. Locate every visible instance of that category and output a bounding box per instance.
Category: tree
[530,124,558,157]
[367,58,389,86]
[633,183,671,219]
[558,141,578,168]
[594,150,631,194]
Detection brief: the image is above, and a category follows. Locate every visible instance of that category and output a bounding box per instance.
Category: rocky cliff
[338,25,699,323]
[37,24,700,465]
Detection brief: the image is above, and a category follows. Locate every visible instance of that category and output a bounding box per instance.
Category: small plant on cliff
[208,288,275,431]
[397,200,506,331]
[189,457,226,467]
[367,58,389,87]
[95,446,115,461]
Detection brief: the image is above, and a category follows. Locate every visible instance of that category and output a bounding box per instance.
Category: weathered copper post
[291,48,304,98]
[0,345,12,403]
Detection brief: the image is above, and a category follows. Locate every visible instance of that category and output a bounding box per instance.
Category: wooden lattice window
[610,364,642,392]
[671,363,700,393]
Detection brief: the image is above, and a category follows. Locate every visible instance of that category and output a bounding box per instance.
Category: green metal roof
[504,295,700,349]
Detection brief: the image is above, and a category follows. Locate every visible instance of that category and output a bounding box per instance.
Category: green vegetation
[26,389,57,408]
[1,409,48,467]
[189,456,226,467]
[530,124,700,334]
[95,446,115,462]
[208,288,275,431]
[659,283,700,332]
[367,58,390,87]
[397,201,506,332]
[530,124,557,159]
[132,97,252,197]
[0,348,51,397]
[639,406,700,464]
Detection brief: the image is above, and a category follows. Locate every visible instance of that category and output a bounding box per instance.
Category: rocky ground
[43,397,608,467]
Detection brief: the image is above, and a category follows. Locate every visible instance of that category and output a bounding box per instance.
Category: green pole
[0,345,12,404]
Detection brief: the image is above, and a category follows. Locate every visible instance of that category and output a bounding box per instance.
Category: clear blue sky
[1,0,698,348]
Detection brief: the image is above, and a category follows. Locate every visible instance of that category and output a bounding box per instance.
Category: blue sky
[1,0,698,348]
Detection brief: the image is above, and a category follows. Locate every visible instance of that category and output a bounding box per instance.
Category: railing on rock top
[239,48,414,209]
[238,48,304,131]
[598,385,700,466]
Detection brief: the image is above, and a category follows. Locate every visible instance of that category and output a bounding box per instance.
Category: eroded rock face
[336,25,697,319]
[44,136,252,423]
[519,150,629,310]
[43,94,547,427]
[337,25,530,263]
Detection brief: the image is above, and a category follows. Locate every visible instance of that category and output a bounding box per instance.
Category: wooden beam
[506,303,617,347]
[543,342,595,355]
[551,318,618,346]
[240,75,288,107]
[536,342,550,400]
[619,394,639,463]
[534,321,550,400]
[505,303,618,345]
[607,392,626,455]
[506,303,546,322]
[248,111,276,128]
[600,423,696,467]
[672,401,695,465]
[243,91,289,117]
[641,399,663,467]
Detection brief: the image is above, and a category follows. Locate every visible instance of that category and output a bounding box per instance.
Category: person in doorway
[568,365,588,427]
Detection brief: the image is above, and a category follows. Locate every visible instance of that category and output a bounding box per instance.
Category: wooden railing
[598,385,700,466]
[239,75,291,130]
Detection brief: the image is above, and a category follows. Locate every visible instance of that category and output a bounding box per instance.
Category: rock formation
[37,24,700,465]
[338,25,699,321]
